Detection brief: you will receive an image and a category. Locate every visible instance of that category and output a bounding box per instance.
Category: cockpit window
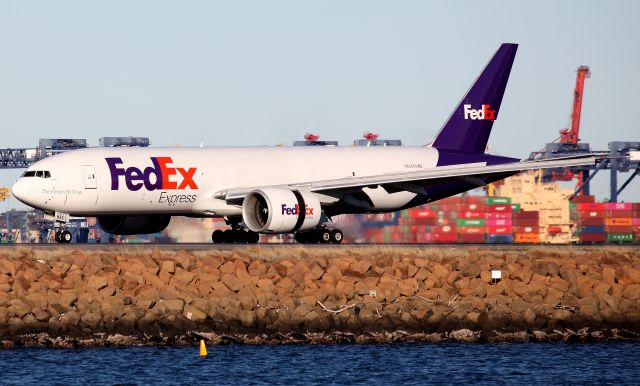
[21,170,51,178]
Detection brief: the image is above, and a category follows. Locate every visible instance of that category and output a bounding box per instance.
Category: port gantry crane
[528,66,640,202]
[529,66,593,193]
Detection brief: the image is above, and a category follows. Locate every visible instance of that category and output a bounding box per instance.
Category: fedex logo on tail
[106,157,198,191]
[281,204,314,216]
[463,104,496,120]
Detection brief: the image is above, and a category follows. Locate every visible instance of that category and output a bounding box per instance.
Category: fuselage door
[82,165,97,189]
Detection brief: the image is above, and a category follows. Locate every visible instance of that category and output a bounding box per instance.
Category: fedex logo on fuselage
[463,104,496,120]
[281,204,314,216]
[106,157,198,191]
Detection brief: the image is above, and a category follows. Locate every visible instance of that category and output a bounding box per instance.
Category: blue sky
[1,1,639,208]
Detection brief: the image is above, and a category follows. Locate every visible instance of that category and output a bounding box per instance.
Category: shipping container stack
[570,196,640,244]
[512,209,540,243]
[484,196,511,243]
[455,196,484,243]
[357,190,640,244]
[604,202,635,243]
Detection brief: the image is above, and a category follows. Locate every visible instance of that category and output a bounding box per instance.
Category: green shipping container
[457,219,485,227]
[606,233,634,242]
[569,203,577,211]
[486,197,511,205]
[401,210,409,218]
[511,203,521,212]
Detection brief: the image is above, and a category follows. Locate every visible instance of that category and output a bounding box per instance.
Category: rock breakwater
[0,245,639,347]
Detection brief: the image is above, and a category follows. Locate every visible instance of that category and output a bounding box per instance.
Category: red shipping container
[512,219,539,227]
[485,205,512,213]
[513,226,540,234]
[433,225,456,233]
[577,211,605,219]
[486,219,512,227]
[605,211,633,218]
[485,213,510,220]
[633,203,640,211]
[576,203,605,211]
[457,234,485,243]
[457,226,485,235]
[578,218,605,226]
[570,195,596,203]
[412,218,438,226]
[605,226,634,233]
[512,211,540,220]
[634,218,640,226]
[434,233,457,243]
[605,203,633,211]
[487,226,512,234]
[437,204,459,212]
[580,233,606,242]
[460,203,484,212]
[458,211,484,219]
[409,208,437,218]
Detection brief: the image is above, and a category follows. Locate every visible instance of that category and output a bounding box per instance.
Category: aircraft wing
[220,155,598,203]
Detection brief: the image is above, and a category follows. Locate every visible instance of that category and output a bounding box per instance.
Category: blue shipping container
[580,226,605,234]
[486,234,513,244]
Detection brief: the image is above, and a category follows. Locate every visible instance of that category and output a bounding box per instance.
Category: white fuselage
[12,146,440,217]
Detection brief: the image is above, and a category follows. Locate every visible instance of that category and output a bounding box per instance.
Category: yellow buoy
[199,339,208,358]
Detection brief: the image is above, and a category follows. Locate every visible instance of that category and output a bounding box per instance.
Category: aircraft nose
[11,178,29,204]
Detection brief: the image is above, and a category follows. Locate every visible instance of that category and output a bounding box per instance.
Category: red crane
[559,66,591,145]
[304,133,320,142]
[363,132,379,141]
[547,66,591,190]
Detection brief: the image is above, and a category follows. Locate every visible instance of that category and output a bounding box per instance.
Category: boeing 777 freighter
[11,43,595,243]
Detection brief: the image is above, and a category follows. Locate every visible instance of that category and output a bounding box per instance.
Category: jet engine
[242,188,321,233]
[97,215,171,235]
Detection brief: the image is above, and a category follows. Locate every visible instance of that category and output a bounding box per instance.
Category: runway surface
[0,243,635,251]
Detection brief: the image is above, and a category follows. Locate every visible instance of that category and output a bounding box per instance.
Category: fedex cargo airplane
[11,43,595,243]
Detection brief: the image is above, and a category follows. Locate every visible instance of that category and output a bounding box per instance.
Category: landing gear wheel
[212,230,224,243]
[235,230,249,244]
[61,230,72,243]
[295,232,309,244]
[54,231,62,243]
[320,229,331,244]
[330,229,344,244]
[247,231,260,244]
[222,230,236,243]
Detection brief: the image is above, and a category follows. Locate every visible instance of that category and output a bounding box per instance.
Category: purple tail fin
[432,43,518,153]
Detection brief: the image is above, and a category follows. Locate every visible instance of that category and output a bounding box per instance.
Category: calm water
[0,343,639,385]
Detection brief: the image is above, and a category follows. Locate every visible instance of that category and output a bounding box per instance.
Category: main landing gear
[294,227,343,244]
[212,229,260,244]
[212,219,260,244]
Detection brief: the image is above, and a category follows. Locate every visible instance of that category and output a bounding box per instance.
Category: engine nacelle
[242,188,321,233]
[97,215,171,235]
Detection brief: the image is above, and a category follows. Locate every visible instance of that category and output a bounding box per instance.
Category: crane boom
[560,66,591,144]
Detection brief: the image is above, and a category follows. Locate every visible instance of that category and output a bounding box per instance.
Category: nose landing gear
[54,229,73,243]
